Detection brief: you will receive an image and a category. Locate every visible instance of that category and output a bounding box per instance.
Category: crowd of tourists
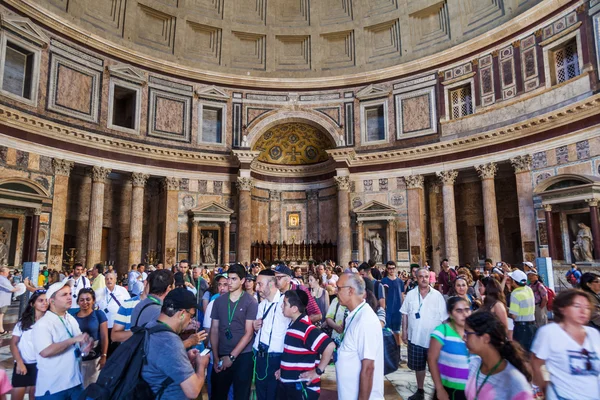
[0,257,597,400]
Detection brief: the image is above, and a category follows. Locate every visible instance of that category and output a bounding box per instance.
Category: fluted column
[437,170,459,266]
[387,220,396,263]
[223,221,231,265]
[357,221,364,262]
[162,177,179,266]
[543,204,556,261]
[269,190,281,243]
[49,159,73,269]
[476,163,501,263]
[128,173,148,267]
[86,166,111,268]
[511,155,537,262]
[587,199,600,260]
[406,175,426,265]
[190,221,199,264]
[236,177,253,263]
[334,176,351,267]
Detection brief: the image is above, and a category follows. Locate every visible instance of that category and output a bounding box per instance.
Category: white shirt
[531,322,600,400]
[203,299,216,331]
[128,271,144,296]
[253,290,291,354]
[336,301,384,400]
[33,311,83,396]
[325,274,339,286]
[13,321,36,364]
[400,286,448,348]
[96,285,130,328]
[69,275,91,308]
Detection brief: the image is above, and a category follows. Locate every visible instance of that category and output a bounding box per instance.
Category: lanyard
[148,295,161,305]
[339,302,366,344]
[257,299,279,348]
[417,287,430,314]
[228,292,244,327]
[474,359,503,400]
[51,311,74,338]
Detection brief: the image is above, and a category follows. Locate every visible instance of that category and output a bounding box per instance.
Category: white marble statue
[202,232,216,264]
[572,222,594,262]
[370,233,383,264]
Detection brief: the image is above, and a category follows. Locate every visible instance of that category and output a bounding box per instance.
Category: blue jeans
[36,385,83,400]
[254,353,282,400]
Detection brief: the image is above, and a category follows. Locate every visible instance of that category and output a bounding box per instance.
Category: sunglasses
[34,289,47,295]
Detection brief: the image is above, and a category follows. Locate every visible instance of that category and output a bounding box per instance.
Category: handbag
[382,327,399,375]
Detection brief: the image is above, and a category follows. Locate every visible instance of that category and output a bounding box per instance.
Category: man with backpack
[565,263,582,285]
[130,269,174,329]
[527,269,551,327]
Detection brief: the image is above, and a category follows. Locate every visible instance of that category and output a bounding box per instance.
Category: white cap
[508,270,528,285]
[46,279,74,300]
[351,267,359,273]
[523,261,534,268]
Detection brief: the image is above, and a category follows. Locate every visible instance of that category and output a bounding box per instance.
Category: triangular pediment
[196,86,229,101]
[108,64,146,84]
[354,200,397,214]
[356,84,390,101]
[190,201,233,215]
[1,15,49,47]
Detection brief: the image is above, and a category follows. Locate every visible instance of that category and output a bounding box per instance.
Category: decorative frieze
[475,163,497,180]
[405,175,424,189]
[510,155,533,173]
[52,159,73,177]
[437,170,458,185]
[90,166,111,183]
[131,172,149,187]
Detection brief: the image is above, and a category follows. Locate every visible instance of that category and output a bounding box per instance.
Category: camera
[257,342,269,358]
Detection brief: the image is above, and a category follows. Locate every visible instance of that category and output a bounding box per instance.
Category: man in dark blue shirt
[381,261,404,345]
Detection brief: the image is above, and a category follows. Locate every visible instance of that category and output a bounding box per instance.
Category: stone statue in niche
[370,232,384,264]
[572,222,594,262]
[0,227,8,266]
[202,232,216,264]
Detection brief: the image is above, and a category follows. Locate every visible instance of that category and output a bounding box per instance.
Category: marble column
[357,221,364,262]
[428,182,443,272]
[86,166,111,268]
[162,177,179,266]
[306,190,319,242]
[25,208,41,263]
[223,221,231,264]
[587,199,600,260]
[511,155,537,262]
[190,221,199,264]
[147,182,159,254]
[543,204,556,261]
[49,159,73,269]
[475,163,501,263]
[269,190,281,243]
[236,177,253,263]
[387,219,396,263]
[334,176,351,267]
[437,170,459,266]
[128,173,148,267]
[406,175,426,265]
[76,171,92,265]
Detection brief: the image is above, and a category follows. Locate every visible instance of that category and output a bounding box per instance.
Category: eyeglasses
[581,349,593,371]
[337,286,352,291]
[463,330,478,340]
[184,309,196,318]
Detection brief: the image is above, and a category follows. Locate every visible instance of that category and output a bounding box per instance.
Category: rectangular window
[112,85,137,129]
[450,85,473,119]
[554,40,579,84]
[2,42,34,100]
[202,106,223,143]
[365,104,385,142]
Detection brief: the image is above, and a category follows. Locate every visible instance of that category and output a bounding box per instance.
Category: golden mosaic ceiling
[253,123,334,165]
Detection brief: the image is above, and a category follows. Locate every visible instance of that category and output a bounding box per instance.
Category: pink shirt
[429,271,436,285]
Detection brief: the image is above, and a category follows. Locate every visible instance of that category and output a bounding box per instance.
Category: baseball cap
[351,267,359,273]
[526,269,539,276]
[214,273,228,281]
[163,287,200,310]
[523,262,534,269]
[47,279,74,300]
[274,264,293,277]
[508,270,528,285]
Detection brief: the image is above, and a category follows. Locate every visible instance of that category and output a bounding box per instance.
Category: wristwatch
[228,354,236,362]
[315,367,325,376]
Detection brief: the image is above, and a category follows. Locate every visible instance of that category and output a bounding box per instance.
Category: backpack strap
[155,377,174,399]
[134,302,158,328]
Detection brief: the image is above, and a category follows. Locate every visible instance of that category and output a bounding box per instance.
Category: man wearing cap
[274,264,322,323]
[141,288,210,400]
[210,264,258,399]
[527,268,548,327]
[508,269,536,351]
[32,280,94,399]
[253,269,291,400]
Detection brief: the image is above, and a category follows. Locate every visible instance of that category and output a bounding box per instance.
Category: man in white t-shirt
[400,268,448,400]
[68,263,91,309]
[335,273,384,400]
[33,280,93,398]
[96,271,130,356]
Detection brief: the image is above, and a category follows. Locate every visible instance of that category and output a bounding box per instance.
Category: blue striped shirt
[113,295,141,330]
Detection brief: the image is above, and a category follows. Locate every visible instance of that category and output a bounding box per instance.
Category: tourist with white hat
[507,269,536,352]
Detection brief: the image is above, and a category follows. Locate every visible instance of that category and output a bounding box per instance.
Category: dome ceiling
[253,123,334,165]
[30,0,542,80]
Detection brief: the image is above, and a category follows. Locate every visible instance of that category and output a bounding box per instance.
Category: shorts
[12,362,37,387]
[407,341,428,371]
[0,306,7,314]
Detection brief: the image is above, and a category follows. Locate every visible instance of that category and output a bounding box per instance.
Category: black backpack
[78,324,174,400]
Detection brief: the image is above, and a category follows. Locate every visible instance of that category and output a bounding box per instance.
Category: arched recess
[246,110,344,149]
[533,174,600,194]
[0,178,51,208]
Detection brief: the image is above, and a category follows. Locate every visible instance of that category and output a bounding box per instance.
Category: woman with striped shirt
[428,297,472,400]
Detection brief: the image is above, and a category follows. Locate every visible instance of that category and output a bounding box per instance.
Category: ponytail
[499,341,532,382]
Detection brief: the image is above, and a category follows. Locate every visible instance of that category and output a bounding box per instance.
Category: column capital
[587,198,599,207]
[436,170,458,185]
[405,175,424,189]
[334,176,351,191]
[236,177,254,191]
[192,220,199,227]
[357,220,363,226]
[543,204,553,212]
[90,166,111,183]
[475,163,497,180]
[162,177,180,191]
[31,207,42,216]
[269,190,281,200]
[131,172,149,188]
[225,221,231,227]
[510,155,532,173]
[52,159,74,177]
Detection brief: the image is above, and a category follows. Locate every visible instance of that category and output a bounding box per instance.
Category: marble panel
[364,180,373,192]
[557,161,593,175]
[214,181,223,195]
[522,48,537,79]
[576,140,590,160]
[39,156,53,174]
[401,94,431,133]
[532,151,547,170]
[28,154,39,171]
[155,97,185,134]
[55,64,93,114]
[0,146,6,164]
[15,150,28,169]
[379,178,388,191]
[179,178,189,191]
[589,137,600,157]
[199,180,207,194]
[148,89,192,142]
[556,145,569,165]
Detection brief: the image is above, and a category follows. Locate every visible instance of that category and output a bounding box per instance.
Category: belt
[514,321,535,325]
[254,350,283,358]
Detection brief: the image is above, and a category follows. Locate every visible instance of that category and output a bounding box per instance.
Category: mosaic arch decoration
[253,123,334,165]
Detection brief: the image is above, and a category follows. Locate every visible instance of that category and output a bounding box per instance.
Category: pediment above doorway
[189,201,233,222]
[354,200,397,221]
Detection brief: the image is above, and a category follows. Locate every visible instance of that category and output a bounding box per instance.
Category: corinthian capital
[236,177,254,191]
[437,170,458,185]
[131,172,149,188]
[405,175,424,189]
[475,163,497,180]
[162,177,180,191]
[91,166,111,183]
[334,176,351,191]
[269,190,281,200]
[52,159,74,177]
[510,155,532,173]
[586,198,599,207]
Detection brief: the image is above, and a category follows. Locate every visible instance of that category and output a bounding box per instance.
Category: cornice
[4,0,573,90]
[251,159,336,178]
